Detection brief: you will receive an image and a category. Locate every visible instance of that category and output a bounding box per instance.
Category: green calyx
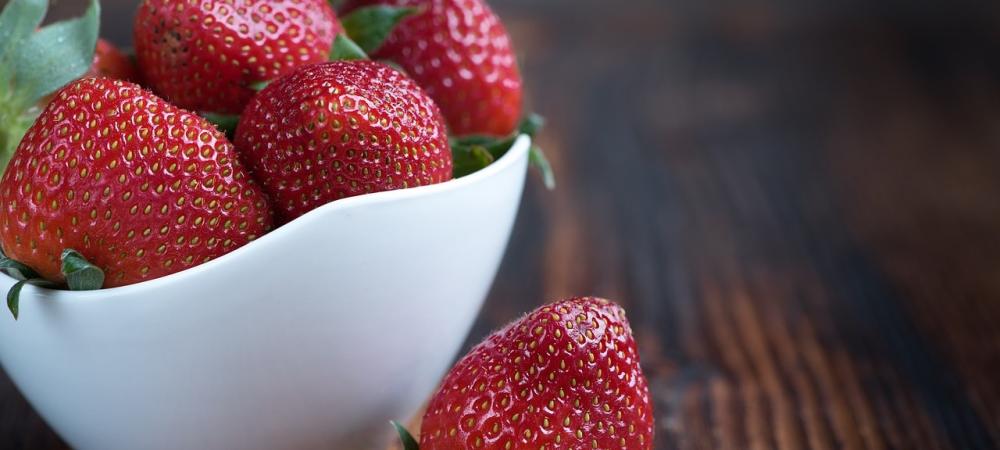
[61,249,104,291]
[0,0,101,174]
[450,113,556,189]
[341,5,418,54]
[329,34,369,61]
[1,248,104,320]
[202,112,241,139]
[328,5,417,62]
[391,421,420,450]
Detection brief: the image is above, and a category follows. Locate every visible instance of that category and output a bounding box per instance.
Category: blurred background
[4,0,1000,448]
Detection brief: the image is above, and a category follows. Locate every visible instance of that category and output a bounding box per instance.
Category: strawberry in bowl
[0,0,569,448]
[342,0,524,137]
[133,0,343,114]
[0,77,273,298]
[234,60,453,222]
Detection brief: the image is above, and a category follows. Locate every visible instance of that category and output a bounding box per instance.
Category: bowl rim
[1,135,532,301]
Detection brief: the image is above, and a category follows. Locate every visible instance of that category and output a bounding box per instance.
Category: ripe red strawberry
[0,77,273,288]
[234,60,452,222]
[342,0,523,137]
[415,297,654,449]
[88,39,138,82]
[133,0,342,114]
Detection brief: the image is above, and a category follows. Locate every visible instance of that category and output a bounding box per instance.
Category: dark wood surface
[4,0,1000,448]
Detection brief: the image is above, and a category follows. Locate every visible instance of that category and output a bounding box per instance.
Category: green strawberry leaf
[448,114,555,188]
[341,5,417,54]
[0,250,39,319]
[0,0,47,73]
[517,113,555,189]
[5,278,57,320]
[1,249,102,320]
[529,144,556,189]
[328,0,347,11]
[329,34,369,61]
[452,143,495,178]
[0,0,100,173]
[7,279,27,320]
[0,254,40,281]
[9,0,100,108]
[202,112,240,138]
[391,421,420,450]
[519,113,545,137]
[61,249,104,291]
[451,134,500,147]
[249,80,271,91]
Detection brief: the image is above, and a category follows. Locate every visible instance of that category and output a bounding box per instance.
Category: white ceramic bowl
[0,136,531,450]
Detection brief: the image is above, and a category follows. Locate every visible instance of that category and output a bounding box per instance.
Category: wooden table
[4,0,1000,448]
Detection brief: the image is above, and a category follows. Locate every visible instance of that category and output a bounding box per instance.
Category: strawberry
[398,297,654,449]
[133,0,342,114]
[341,0,523,137]
[234,60,452,222]
[88,38,138,82]
[0,77,273,293]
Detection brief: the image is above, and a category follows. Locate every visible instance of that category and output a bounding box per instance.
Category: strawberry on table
[133,0,342,114]
[234,60,452,222]
[0,77,273,298]
[397,297,655,449]
[341,0,524,137]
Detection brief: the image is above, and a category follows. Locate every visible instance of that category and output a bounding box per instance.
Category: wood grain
[3,0,1000,448]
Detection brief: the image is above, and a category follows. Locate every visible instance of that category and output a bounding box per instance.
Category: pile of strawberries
[0,1,654,448]
[0,0,539,296]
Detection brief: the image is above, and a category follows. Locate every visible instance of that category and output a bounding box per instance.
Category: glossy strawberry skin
[0,78,273,288]
[134,0,342,114]
[90,39,138,82]
[420,297,655,449]
[234,61,452,222]
[343,0,523,137]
